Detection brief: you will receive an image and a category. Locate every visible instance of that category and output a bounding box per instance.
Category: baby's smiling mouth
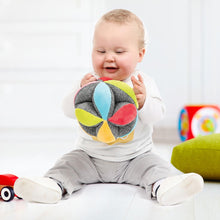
[104,66,119,73]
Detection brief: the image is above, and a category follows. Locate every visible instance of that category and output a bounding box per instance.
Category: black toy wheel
[1,187,15,202]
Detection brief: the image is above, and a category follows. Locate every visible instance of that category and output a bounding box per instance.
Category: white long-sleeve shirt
[62,71,165,162]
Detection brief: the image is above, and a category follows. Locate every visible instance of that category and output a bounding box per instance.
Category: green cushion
[171,133,220,180]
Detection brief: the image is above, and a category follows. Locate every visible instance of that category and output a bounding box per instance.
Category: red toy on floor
[0,174,20,202]
[178,105,220,141]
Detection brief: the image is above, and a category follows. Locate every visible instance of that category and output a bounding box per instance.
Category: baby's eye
[97,50,105,53]
[115,50,125,54]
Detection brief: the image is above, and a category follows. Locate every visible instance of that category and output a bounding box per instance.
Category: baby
[14,9,203,206]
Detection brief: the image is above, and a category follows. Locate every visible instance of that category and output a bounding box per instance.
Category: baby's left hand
[131,74,146,110]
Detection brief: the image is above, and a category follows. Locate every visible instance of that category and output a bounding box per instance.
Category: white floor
[0,140,220,220]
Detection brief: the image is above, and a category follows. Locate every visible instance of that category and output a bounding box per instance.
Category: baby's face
[92,21,145,81]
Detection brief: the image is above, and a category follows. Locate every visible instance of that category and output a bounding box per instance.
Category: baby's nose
[105,53,115,62]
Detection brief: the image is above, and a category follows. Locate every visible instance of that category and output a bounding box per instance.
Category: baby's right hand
[80,73,97,87]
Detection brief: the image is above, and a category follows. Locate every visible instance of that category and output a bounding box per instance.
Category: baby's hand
[80,73,97,87]
[131,74,146,110]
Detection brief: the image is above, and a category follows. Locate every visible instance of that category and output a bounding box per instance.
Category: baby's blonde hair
[99,9,145,49]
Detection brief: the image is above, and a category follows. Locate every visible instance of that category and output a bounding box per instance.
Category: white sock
[156,173,204,206]
[14,177,62,204]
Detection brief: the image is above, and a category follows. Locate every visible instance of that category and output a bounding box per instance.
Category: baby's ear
[138,48,145,62]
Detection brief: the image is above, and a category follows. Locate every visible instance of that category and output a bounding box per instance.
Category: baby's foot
[14,177,62,204]
[156,173,204,206]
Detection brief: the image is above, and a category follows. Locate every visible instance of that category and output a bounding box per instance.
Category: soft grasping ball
[74,78,138,144]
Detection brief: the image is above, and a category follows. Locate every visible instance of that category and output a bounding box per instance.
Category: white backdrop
[0,0,219,142]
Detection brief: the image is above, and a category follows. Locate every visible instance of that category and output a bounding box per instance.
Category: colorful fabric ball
[74,78,138,144]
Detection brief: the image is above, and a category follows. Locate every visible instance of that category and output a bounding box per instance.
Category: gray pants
[45,149,174,199]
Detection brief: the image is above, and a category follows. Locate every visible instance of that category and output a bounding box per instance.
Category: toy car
[0,174,19,202]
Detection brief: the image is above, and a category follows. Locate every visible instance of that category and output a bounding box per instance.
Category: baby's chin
[98,72,126,81]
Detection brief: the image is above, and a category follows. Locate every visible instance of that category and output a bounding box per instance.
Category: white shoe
[157,173,204,206]
[14,177,62,204]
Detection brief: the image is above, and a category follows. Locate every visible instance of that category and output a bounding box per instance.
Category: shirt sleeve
[138,73,166,125]
[62,73,99,119]
[61,80,81,119]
